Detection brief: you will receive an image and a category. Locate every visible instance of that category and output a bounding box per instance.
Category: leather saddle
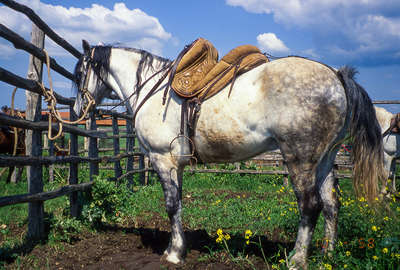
[170,38,268,101]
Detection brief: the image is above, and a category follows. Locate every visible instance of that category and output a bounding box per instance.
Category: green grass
[0,165,399,269]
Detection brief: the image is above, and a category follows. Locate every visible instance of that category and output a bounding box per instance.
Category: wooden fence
[0,0,145,240]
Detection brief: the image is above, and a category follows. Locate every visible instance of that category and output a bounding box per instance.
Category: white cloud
[0,0,172,57]
[257,33,289,53]
[226,0,400,64]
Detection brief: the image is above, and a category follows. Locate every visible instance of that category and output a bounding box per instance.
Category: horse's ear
[82,40,90,54]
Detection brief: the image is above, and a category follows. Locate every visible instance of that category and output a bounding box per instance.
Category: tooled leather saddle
[169,37,268,100]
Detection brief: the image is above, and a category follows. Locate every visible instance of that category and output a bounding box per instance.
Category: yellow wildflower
[373,255,378,260]
[246,240,250,245]
[384,216,389,221]
[245,229,253,238]
[344,264,348,268]
[372,225,377,232]
[324,263,332,270]
[217,229,223,236]
[346,251,351,256]
[279,259,285,264]
[224,233,231,240]
[359,197,366,202]
[382,248,389,254]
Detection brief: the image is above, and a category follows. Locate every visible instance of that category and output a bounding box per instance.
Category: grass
[0,164,399,269]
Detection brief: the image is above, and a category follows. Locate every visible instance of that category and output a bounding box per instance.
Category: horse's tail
[337,66,385,203]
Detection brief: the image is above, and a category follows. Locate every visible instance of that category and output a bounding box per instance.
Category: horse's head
[73,40,113,116]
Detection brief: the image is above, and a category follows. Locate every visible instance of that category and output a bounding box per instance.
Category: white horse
[73,40,385,269]
[375,106,399,194]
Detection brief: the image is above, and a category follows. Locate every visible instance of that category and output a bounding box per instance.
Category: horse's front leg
[150,154,185,264]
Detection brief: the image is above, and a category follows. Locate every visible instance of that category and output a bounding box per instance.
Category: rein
[106,62,173,120]
[41,49,95,140]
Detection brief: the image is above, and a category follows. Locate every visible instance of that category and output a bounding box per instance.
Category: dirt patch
[1,221,293,270]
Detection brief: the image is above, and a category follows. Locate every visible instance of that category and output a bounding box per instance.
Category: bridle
[382,113,400,137]
[81,47,174,126]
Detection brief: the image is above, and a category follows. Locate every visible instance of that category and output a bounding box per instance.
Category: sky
[0,0,399,112]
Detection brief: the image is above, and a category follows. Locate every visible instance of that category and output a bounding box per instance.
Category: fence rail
[0,0,142,240]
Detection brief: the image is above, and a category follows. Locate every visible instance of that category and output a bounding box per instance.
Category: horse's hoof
[161,250,184,265]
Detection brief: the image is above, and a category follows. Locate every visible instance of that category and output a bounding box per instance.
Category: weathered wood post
[112,115,122,179]
[25,23,44,240]
[69,107,80,217]
[125,118,134,186]
[88,112,99,180]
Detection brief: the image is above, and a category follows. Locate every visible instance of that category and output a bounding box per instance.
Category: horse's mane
[72,45,171,95]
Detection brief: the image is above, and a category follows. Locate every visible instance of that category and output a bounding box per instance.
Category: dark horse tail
[337,66,385,203]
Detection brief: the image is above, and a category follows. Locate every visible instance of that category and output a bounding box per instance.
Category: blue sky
[0,0,399,112]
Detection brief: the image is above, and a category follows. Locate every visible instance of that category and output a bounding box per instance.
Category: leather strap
[163,40,198,105]
[132,64,173,125]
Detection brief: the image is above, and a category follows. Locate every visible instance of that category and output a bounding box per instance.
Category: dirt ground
[1,217,288,270]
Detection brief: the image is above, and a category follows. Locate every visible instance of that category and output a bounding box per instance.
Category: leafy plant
[81,176,131,225]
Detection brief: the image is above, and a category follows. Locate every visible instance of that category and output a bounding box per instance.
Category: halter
[382,113,400,137]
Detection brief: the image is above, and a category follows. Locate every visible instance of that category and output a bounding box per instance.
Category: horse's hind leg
[319,171,339,253]
[279,135,342,269]
[150,154,185,264]
[286,162,322,270]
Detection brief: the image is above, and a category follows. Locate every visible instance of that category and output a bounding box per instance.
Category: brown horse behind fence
[0,106,25,183]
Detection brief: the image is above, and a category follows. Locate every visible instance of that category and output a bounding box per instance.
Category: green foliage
[48,216,83,244]
[1,168,399,269]
[81,175,131,225]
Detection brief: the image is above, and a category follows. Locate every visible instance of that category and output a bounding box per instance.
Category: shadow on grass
[0,213,54,265]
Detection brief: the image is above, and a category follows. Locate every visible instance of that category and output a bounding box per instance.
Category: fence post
[125,119,134,186]
[88,112,99,180]
[69,107,80,217]
[25,23,44,240]
[112,115,122,179]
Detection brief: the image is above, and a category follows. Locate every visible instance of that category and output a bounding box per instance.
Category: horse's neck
[109,48,170,113]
